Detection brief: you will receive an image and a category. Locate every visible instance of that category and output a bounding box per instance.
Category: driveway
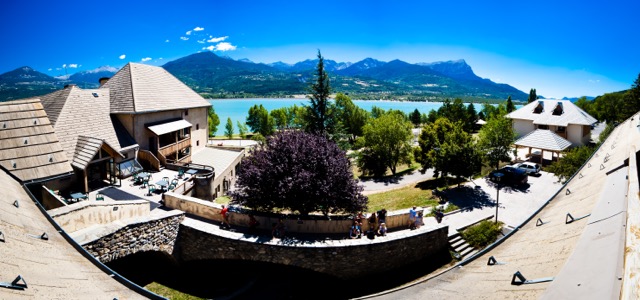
[441,171,562,228]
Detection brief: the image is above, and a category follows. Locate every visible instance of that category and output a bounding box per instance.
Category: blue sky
[1,0,639,98]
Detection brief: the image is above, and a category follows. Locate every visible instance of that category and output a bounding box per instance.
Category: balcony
[158,137,190,159]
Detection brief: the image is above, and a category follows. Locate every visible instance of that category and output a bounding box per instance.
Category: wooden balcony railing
[138,150,161,171]
[158,137,190,159]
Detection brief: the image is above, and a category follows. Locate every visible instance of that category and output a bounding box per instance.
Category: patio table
[156,179,169,192]
[69,192,87,202]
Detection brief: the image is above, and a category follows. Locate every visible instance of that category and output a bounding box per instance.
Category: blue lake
[209,98,456,136]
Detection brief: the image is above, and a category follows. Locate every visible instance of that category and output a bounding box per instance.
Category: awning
[147,119,192,136]
[514,129,572,152]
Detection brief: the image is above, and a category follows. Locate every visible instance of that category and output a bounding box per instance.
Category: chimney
[99,77,110,87]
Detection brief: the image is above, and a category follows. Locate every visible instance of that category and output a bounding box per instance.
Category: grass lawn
[145,282,204,300]
[214,196,231,205]
[366,185,438,212]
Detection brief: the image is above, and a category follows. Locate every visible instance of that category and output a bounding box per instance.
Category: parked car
[513,162,541,175]
[488,167,528,186]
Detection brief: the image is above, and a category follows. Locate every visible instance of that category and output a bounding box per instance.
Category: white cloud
[48,68,52,71]
[159,57,163,60]
[194,27,204,31]
[141,57,152,62]
[197,39,205,44]
[186,30,192,36]
[119,54,126,59]
[69,64,78,68]
[588,79,601,83]
[207,36,228,43]
[215,42,237,51]
[165,39,170,43]
[204,45,215,51]
[62,64,67,68]
[180,36,189,41]
[56,67,61,71]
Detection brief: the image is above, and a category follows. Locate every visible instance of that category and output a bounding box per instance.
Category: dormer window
[552,102,563,116]
[533,101,544,114]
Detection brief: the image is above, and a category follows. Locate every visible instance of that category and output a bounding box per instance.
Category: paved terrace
[370,113,640,299]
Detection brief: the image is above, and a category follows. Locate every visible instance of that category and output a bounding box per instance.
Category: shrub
[461,220,503,249]
[230,130,367,216]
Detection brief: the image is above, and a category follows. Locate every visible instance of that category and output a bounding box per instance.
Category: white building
[507,99,597,147]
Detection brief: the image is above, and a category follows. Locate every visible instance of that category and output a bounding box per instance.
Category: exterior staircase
[448,232,478,261]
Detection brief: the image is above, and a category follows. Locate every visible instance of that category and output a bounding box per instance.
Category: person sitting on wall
[272,219,286,239]
[349,221,362,239]
[414,211,424,229]
[408,206,417,229]
[378,222,388,236]
[377,208,387,225]
[248,214,259,234]
[368,212,378,234]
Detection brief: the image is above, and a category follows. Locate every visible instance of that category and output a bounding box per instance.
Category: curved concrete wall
[49,200,150,233]
[164,192,424,234]
[175,222,448,279]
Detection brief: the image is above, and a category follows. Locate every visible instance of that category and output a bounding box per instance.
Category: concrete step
[459,247,476,258]
[448,235,462,244]
[450,238,466,249]
[448,232,461,240]
[463,249,479,259]
[454,242,471,253]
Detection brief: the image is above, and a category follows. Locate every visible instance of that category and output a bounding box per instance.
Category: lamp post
[493,172,503,224]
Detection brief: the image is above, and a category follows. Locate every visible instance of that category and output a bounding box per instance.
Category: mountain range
[1,52,532,101]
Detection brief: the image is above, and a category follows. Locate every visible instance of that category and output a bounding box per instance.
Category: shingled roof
[72,136,124,170]
[101,63,211,114]
[40,86,134,161]
[514,129,572,152]
[507,99,597,127]
[0,168,145,299]
[0,99,73,181]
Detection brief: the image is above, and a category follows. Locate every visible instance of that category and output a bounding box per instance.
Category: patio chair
[131,172,139,182]
[177,168,185,179]
[162,176,170,184]
[141,178,149,189]
[168,183,176,191]
[147,184,157,196]
[95,193,104,201]
[171,179,179,186]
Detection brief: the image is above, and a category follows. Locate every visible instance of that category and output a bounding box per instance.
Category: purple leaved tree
[230,130,367,216]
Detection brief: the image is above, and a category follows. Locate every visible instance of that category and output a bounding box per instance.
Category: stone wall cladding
[176,224,448,279]
[84,214,184,263]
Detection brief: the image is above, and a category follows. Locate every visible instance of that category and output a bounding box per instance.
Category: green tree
[465,102,477,133]
[622,73,640,120]
[528,88,537,103]
[410,108,422,127]
[477,111,515,170]
[358,113,413,176]
[246,104,275,136]
[335,93,369,143]
[207,106,220,137]
[574,96,593,116]
[270,107,288,130]
[237,121,248,139]
[593,92,624,123]
[225,117,234,139]
[546,146,595,182]
[304,50,333,134]
[417,118,481,181]
[505,95,516,113]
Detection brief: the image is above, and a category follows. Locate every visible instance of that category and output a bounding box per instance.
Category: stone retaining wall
[164,192,424,234]
[175,223,448,279]
[83,212,184,263]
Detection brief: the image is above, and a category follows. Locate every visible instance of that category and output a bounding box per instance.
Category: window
[184,109,189,116]
[552,102,563,116]
[196,124,199,130]
[557,126,565,133]
[538,125,549,130]
[533,101,544,114]
[197,140,200,146]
